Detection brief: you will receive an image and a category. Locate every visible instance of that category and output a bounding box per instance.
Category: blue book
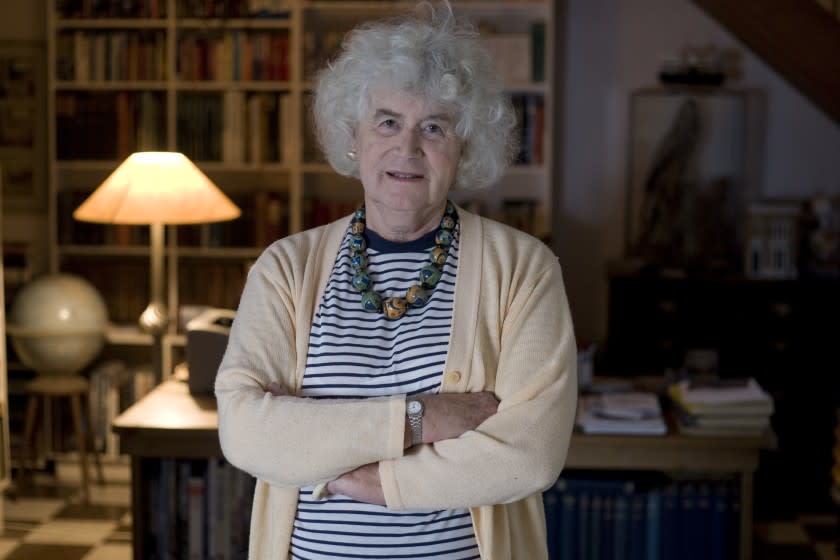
[693,483,713,560]
[660,484,679,560]
[577,490,591,560]
[612,490,630,560]
[590,494,603,560]
[725,481,741,560]
[564,476,636,560]
[602,496,614,560]
[709,482,727,560]
[644,489,661,560]
[559,485,578,560]
[627,491,646,560]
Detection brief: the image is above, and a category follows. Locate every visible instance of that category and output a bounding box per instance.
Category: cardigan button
[446,371,462,384]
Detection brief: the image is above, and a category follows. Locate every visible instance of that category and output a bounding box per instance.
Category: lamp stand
[138,222,168,381]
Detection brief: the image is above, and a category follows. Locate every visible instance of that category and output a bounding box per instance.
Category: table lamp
[73,152,240,379]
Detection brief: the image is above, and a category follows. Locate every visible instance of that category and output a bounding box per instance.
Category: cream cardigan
[215,207,578,559]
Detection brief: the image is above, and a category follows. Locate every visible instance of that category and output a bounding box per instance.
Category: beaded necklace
[348,201,458,319]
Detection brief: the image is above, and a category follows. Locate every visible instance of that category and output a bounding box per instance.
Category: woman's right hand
[410,391,499,447]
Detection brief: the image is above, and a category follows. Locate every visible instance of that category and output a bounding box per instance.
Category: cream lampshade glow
[73,152,240,224]
[73,152,240,379]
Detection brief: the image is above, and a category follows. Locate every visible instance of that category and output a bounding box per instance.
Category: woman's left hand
[327,463,385,505]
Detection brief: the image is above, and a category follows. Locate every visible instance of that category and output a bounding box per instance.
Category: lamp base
[139,301,168,335]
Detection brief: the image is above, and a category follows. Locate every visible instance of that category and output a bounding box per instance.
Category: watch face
[407,400,423,414]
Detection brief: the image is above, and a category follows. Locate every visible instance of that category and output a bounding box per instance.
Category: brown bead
[351,221,365,235]
[431,247,447,266]
[383,297,408,319]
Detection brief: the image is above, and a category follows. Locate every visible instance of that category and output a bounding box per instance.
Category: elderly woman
[215,3,577,559]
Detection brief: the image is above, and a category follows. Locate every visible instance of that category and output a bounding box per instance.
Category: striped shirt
[290,220,480,560]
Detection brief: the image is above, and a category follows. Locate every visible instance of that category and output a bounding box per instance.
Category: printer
[185,308,235,395]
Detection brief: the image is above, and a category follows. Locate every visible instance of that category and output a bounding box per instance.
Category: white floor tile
[0,539,18,557]
[3,498,65,523]
[81,543,133,560]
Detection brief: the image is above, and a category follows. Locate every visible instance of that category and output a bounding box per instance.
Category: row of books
[56,91,165,160]
[178,31,291,82]
[61,254,249,323]
[176,259,251,313]
[56,0,290,18]
[175,0,290,18]
[513,93,545,166]
[225,92,293,164]
[57,0,167,18]
[57,31,167,82]
[142,457,256,560]
[176,92,293,163]
[57,188,285,249]
[544,475,740,560]
[88,360,156,458]
[62,259,150,323]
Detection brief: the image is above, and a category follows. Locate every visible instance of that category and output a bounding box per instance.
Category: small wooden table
[114,380,773,560]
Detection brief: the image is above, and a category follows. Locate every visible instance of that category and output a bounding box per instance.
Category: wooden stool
[19,375,104,501]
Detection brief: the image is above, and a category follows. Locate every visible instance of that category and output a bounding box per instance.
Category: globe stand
[18,375,105,503]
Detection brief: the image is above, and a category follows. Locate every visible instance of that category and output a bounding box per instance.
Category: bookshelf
[46,0,556,373]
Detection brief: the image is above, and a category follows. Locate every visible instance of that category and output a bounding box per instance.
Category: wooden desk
[114,380,773,560]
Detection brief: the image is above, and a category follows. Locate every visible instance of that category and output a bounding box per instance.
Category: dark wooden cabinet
[605,270,840,517]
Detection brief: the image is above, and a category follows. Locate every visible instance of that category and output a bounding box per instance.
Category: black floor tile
[1,544,90,560]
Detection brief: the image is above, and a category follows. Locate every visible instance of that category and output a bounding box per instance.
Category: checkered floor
[0,458,838,559]
[754,514,840,560]
[0,460,131,560]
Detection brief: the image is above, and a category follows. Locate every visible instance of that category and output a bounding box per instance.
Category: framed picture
[0,42,46,211]
[624,87,765,269]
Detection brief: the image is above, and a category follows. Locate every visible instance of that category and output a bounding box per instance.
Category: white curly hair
[312,1,518,190]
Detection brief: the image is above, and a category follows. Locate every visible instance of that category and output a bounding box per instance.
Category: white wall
[558,0,840,344]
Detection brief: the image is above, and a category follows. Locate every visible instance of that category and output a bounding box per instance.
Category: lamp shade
[73,152,241,225]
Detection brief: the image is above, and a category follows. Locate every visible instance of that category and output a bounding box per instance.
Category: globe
[7,273,108,376]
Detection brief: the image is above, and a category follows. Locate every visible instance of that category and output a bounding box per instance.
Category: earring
[346,150,357,161]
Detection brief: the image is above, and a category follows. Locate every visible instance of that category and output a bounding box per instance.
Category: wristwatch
[406,398,424,446]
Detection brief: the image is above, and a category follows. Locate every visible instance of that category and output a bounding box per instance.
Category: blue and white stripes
[290,223,480,559]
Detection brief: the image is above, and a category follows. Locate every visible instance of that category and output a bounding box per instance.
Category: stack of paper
[576,391,667,436]
[668,378,774,437]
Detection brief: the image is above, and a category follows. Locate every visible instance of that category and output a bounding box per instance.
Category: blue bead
[354,207,366,220]
[350,252,367,269]
[350,235,366,252]
[351,272,371,291]
[419,265,442,287]
[360,290,382,312]
[435,230,453,247]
